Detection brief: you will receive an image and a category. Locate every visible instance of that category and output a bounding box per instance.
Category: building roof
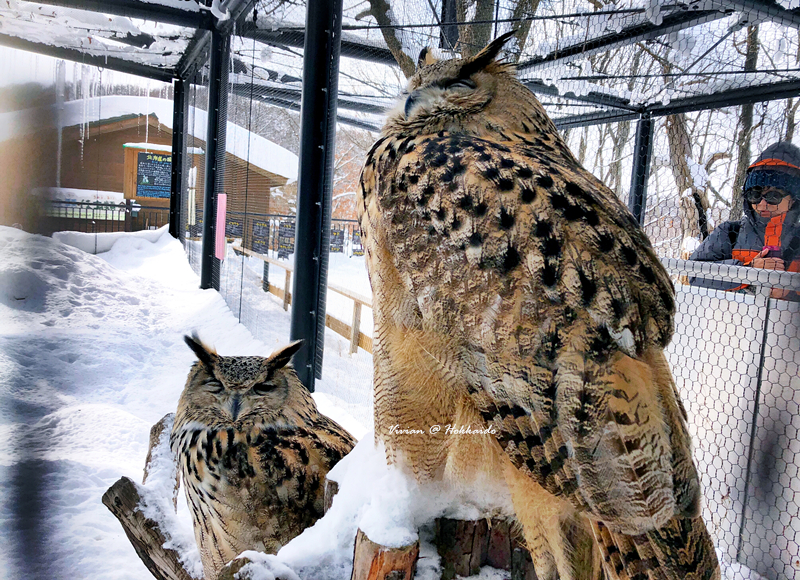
[0,95,298,182]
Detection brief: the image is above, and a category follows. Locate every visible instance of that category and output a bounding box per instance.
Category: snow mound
[276,434,512,579]
[53,225,166,254]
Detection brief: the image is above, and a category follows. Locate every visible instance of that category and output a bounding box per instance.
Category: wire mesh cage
[7,0,800,578]
[188,2,800,578]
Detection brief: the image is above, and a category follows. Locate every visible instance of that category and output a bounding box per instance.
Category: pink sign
[215,194,227,261]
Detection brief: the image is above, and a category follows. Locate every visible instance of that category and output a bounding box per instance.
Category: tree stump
[351,528,420,580]
[433,518,537,580]
[102,476,193,580]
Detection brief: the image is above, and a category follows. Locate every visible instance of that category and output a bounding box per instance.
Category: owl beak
[404,90,421,118]
[229,394,242,421]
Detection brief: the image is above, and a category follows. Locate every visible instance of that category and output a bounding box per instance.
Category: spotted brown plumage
[171,335,355,580]
[358,32,718,580]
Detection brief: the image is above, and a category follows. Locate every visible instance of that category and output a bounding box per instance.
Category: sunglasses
[744,186,791,205]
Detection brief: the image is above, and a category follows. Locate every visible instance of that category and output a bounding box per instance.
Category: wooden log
[324,478,339,514]
[102,476,193,580]
[511,547,538,580]
[434,519,486,579]
[350,528,419,580]
[350,302,362,354]
[434,517,537,579]
[486,519,513,570]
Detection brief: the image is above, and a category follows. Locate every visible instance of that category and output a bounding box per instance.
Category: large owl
[358,32,719,580]
[171,336,355,580]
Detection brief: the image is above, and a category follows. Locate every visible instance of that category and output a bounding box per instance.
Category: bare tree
[730,25,760,221]
[365,0,540,79]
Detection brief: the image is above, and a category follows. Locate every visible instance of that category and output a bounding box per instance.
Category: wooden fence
[233,244,373,354]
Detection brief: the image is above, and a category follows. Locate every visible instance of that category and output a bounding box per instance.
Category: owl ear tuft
[268,340,304,370]
[417,47,438,70]
[184,333,217,369]
[460,30,515,77]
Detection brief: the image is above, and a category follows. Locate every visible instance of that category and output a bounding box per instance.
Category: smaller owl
[171,335,356,580]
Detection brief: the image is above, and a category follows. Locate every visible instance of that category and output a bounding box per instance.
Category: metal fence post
[169,77,186,239]
[289,0,344,391]
[628,113,654,225]
[124,199,132,232]
[200,28,230,290]
[737,285,773,563]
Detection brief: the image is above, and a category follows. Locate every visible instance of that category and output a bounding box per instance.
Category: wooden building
[0,96,298,239]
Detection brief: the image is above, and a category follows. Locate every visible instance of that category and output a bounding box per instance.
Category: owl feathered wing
[359,130,718,580]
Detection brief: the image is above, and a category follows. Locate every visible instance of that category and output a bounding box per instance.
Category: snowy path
[0,226,370,580]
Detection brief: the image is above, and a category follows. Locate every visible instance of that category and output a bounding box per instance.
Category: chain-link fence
[168,3,800,578]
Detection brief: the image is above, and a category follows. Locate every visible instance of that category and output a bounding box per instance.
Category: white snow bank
[0,225,362,579]
[53,224,168,254]
[231,551,301,580]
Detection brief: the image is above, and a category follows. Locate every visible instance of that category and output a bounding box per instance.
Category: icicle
[56,60,65,188]
[145,78,151,146]
[79,64,91,165]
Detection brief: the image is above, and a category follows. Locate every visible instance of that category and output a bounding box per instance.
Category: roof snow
[0,95,298,182]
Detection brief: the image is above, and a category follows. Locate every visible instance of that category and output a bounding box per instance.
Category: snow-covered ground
[0,224,777,580]
[0,225,369,579]
[0,225,513,580]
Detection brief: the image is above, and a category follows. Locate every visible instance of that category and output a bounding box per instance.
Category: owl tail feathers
[592,516,720,580]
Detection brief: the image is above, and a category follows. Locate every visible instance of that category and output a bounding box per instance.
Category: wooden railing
[233,244,373,354]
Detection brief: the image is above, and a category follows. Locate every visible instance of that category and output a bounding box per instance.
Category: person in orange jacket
[690,141,800,300]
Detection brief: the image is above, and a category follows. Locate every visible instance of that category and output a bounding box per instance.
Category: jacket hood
[742,141,800,227]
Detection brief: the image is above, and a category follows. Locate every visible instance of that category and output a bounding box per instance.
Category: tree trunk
[507,0,540,59]
[457,0,495,57]
[665,114,710,241]
[731,25,760,222]
[366,0,416,78]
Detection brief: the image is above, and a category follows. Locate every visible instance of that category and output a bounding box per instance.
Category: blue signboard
[136,152,172,198]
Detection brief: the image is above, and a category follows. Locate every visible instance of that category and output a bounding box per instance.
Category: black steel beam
[238,89,381,131]
[230,82,389,115]
[628,114,653,225]
[29,0,212,29]
[169,77,187,239]
[177,29,211,80]
[554,109,639,129]
[290,0,344,391]
[238,23,396,66]
[645,77,800,116]
[553,76,800,128]
[517,8,732,74]
[723,0,800,29]
[523,79,636,111]
[0,33,174,82]
[200,28,230,290]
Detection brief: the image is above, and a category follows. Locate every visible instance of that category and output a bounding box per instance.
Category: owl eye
[204,379,224,394]
[252,383,274,395]
[443,79,477,90]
